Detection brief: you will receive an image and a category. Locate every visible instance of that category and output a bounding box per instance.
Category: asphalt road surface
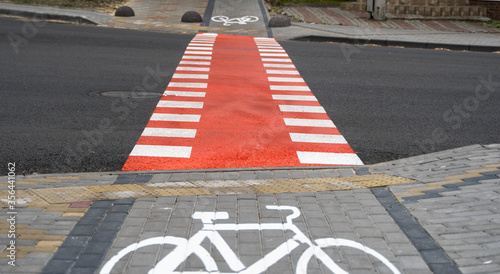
[1,17,499,175]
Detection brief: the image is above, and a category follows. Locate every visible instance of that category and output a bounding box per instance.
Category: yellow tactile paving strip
[0,174,414,208]
[394,164,500,201]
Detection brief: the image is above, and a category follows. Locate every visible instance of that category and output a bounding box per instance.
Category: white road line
[272,95,317,101]
[268,77,304,82]
[283,118,336,128]
[264,64,295,68]
[257,46,283,49]
[151,113,201,122]
[270,85,311,91]
[262,58,292,62]
[180,61,211,65]
[130,145,192,158]
[176,67,210,71]
[296,152,363,165]
[289,133,347,144]
[187,47,213,50]
[142,128,197,138]
[168,82,208,88]
[172,74,209,79]
[258,49,286,52]
[185,51,212,55]
[157,101,204,109]
[260,53,288,57]
[189,43,214,47]
[266,70,299,75]
[182,56,212,60]
[163,91,206,97]
[279,105,326,113]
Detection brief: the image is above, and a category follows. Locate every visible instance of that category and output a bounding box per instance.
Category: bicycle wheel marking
[122,34,362,171]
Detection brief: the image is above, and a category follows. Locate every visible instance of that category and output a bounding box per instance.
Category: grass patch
[3,0,128,13]
[486,20,500,30]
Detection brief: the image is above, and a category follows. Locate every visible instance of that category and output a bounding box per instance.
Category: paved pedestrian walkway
[1,144,499,273]
[106,0,209,34]
[281,6,498,33]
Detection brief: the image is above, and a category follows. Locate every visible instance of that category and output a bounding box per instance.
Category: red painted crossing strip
[122,33,362,171]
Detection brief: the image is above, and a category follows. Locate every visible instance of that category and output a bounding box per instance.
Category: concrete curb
[0,3,111,25]
[291,35,500,52]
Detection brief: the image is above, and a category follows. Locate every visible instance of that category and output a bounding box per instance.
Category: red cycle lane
[122,33,362,171]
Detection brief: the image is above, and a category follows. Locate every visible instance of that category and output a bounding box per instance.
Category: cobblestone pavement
[0,144,498,273]
[106,0,211,34]
[281,6,499,33]
[376,144,500,273]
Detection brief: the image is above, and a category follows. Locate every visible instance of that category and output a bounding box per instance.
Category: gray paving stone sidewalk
[98,191,430,273]
[272,23,500,51]
[371,144,500,182]
[375,144,500,274]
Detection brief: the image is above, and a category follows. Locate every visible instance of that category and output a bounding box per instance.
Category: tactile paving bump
[307,182,364,191]
[145,182,197,188]
[31,187,98,204]
[86,184,148,193]
[210,186,260,195]
[149,188,212,196]
[253,184,313,193]
[0,189,50,207]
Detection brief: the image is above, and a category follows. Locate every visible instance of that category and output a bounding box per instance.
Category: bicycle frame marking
[100,206,401,274]
[211,16,259,26]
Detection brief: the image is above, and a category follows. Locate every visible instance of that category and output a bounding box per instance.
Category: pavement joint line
[41,199,134,273]
[372,187,461,274]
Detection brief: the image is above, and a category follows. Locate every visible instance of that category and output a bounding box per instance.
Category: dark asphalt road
[282,41,500,164]
[1,17,499,175]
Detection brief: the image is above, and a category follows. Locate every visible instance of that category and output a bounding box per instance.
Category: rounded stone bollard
[181,11,203,23]
[115,6,135,17]
[268,15,291,28]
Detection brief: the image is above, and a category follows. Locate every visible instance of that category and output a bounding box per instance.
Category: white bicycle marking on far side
[211,15,259,26]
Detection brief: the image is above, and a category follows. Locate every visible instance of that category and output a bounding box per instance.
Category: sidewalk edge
[290,35,500,52]
[0,3,111,25]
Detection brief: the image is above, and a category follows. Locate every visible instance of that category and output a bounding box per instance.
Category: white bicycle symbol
[100,206,400,274]
[211,15,259,26]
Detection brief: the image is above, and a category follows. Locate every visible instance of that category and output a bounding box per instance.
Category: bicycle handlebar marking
[100,205,401,274]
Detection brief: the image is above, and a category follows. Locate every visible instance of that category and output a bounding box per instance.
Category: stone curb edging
[291,34,500,52]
